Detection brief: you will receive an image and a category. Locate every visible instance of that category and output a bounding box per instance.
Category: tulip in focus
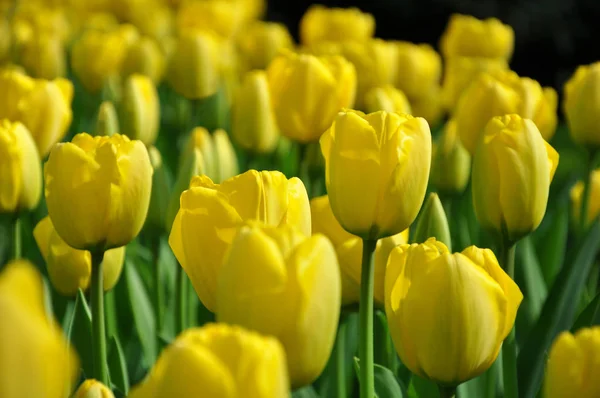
[320,110,431,240]
[120,74,160,146]
[237,21,294,71]
[364,85,412,114]
[570,169,600,229]
[385,238,523,385]
[430,119,471,194]
[74,379,115,398]
[217,223,340,388]
[564,61,600,148]
[121,36,165,83]
[300,5,375,46]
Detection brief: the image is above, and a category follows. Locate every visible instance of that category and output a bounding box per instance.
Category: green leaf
[67,289,94,379]
[125,260,157,367]
[292,386,320,398]
[108,334,130,395]
[354,357,407,398]
[538,204,569,287]
[517,220,600,398]
[105,290,118,339]
[407,375,439,398]
[572,292,600,332]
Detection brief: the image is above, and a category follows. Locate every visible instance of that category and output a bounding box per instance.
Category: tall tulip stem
[499,242,517,398]
[580,150,597,234]
[91,251,108,385]
[438,385,456,398]
[152,236,164,347]
[175,264,187,332]
[335,315,348,398]
[12,216,21,260]
[359,239,377,398]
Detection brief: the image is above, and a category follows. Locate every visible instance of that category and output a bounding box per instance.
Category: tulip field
[2,1,600,397]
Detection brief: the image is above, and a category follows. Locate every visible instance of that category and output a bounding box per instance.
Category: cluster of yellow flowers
[1,1,600,398]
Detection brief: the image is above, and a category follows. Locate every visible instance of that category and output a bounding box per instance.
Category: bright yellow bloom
[544,327,600,398]
[169,170,311,312]
[472,115,559,242]
[394,41,441,100]
[121,36,165,83]
[120,74,160,146]
[299,5,374,46]
[34,216,125,296]
[385,238,523,384]
[564,62,600,147]
[74,379,114,398]
[440,14,514,61]
[320,110,431,240]
[176,0,243,39]
[364,85,412,114]
[20,32,66,79]
[232,70,279,153]
[431,119,471,194]
[267,51,356,142]
[129,323,289,398]
[0,120,42,213]
[570,169,600,229]
[45,133,153,251]
[217,223,340,388]
[237,21,294,71]
[95,101,119,137]
[0,259,79,398]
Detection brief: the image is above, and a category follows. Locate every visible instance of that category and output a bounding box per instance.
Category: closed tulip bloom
[121,36,165,83]
[213,129,239,183]
[320,110,431,240]
[120,74,160,146]
[364,85,412,114]
[394,41,441,100]
[20,33,66,79]
[169,170,310,312]
[217,223,340,388]
[473,115,559,242]
[0,120,42,213]
[570,169,600,229]
[180,127,217,180]
[237,22,294,71]
[95,101,119,137]
[45,133,153,251]
[431,119,471,194]
[300,5,375,46]
[410,85,445,128]
[176,0,242,39]
[544,327,600,398]
[534,87,558,141]
[267,51,356,142]
[129,323,289,398]
[0,260,79,398]
[34,216,125,296]
[440,14,514,61]
[232,70,279,153]
[564,62,600,147]
[385,239,523,384]
[74,379,114,398]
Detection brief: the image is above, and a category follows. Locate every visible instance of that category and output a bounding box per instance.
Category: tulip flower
[267,51,356,143]
[544,327,600,398]
[430,119,471,194]
[74,379,114,398]
[570,169,600,229]
[364,85,412,114]
[20,33,66,79]
[129,323,289,398]
[169,170,310,312]
[534,87,558,141]
[564,61,600,148]
[34,216,125,296]
[0,259,79,398]
[394,41,442,100]
[176,0,243,39]
[95,101,119,137]
[237,21,294,71]
[120,74,160,146]
[300,5,375,46]
[121,36,165,83]
[410,85,445,128]
[217,223,341,388]
[385,238,523,385]
[212,129,239,183]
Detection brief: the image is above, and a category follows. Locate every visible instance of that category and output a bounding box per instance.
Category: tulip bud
[176,0,243,39]
[74,379,114,398]
[95,101,120,137]
[232,71,279,154]
[544,327,600,398]
[237,21,294,71]
[213,129,239,183]
[0,120,42,213]
[120,74,160,146]
[385,238,523,384]
[146,146,171,232]
[413,193,452,249]
[121,36,165,83]
[320,110,431,240]
[410,84,445,128]
[128,323,289,398]
[534,87,558,141]
[217,222,341,388]
[20,33,66,79]
[169,170,310,312]
[431,119,471,194]
[180,127,217,180]
[300,5,375,46]
[570,169,600,229]
[564,62,600,148]
[472,115,559,242]
[394,41,441,100]
[364,85,412,114]
[45,133,153,251]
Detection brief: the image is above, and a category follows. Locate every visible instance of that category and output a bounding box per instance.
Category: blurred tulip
[20,33,66,79]
[413,192,452,249]
[95,101,119,137]
[120,74,160,146]
[430,119,471,194]
[121,36,165,83]
[385,239,522,384]
[213,129,239,183]
[564,62,600,148]
[364,85,412,114]
[0,120,42,213]
[217,223,340,388]
[237,21,294,71]
[0,17,10,64]
[300,5,374,46]
[73,379,114,398]
[169,170,310,312]
[410,84,445,128]
[472,115,559,242]
[34,216,125,296]
[128,323,289,398]
[394,41,441,100]
[45,133,153,251]
[535,87,558,141]
[320,110,431,240]
[176,0,243,39]
[0,259,79,398]
[267,51,356,142]
[128,2,174,44]
[570,169,600,229]
[146,146,171,231]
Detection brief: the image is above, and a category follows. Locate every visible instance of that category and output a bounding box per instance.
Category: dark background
[266,0,600,94]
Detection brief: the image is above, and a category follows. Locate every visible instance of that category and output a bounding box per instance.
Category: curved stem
[12,216,21,260]
[91,251,108,384]
[359,239,377,398]
[499,242,518,398]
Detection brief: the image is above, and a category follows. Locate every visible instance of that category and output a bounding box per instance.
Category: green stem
[499,242,518,398]
[175,264,187,333]
[152,237,164,346]
[12,216,21,260]
[438,385,457,398]
[580,151,596,234]
[359,239,377,398]
[91,251,108,384]
[335,316,348,398]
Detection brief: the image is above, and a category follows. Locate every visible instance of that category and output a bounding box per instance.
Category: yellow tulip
[120,74,160,146]
[267,51,356,142]
[0,120,42,213]
[364,85,412,114]
[385,238,523,384]
[121,36,165,83]
[129,323,289,398]
[440,14,514,61]
[534,87,558,141]
[34,216,125,296]
[45,133,153,251]
[564,62,600,147]
[213,129,239,183]
[95,101,119,137]
[570,169,600,229]
[217,223,340,388]
[169,170,310,312]
[0,17,10,64]
[127,2,173,44]
[320,110,431,240]
[176,0,243,39]
[299,5,374,46]
[74,379,114,398]
[394,41,441,100]
[232,70,279,153]
[0,259,79,398]
[430,119,471,194]
[237,21,294,71]
[472,115,559,242]
[544,327,600,398]
[180,127,217,180]
[310,195,408,305]
[410,84,445,128]
[20,32,66,79]
[167,30,220,99]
